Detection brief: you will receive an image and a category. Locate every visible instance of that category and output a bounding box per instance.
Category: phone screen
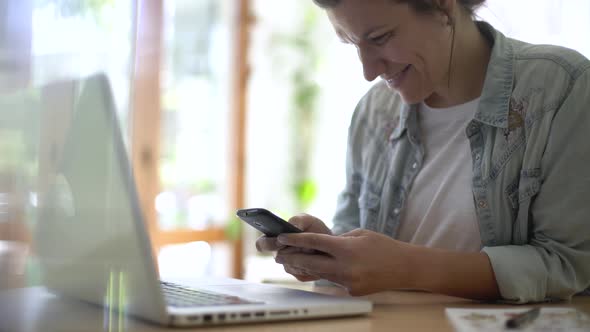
[236,208,302,237]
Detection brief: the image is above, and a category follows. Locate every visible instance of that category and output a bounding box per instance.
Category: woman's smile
[383,64,412,89]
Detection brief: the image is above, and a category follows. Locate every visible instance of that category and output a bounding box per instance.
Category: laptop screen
[36,73,168,323]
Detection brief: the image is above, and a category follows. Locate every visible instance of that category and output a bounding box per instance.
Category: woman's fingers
[256,213,332,253]
[277,246,316,255]
[283,265,320,282]
[288,214,332,234]
[277,233,343,256]
[276,251,337,275]
[255,235,283,252]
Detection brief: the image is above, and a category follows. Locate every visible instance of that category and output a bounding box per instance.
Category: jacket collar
[474,21,514,129]
[389,103,415,141]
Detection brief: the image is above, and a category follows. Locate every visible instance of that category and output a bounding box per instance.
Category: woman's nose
[358,47,385,82]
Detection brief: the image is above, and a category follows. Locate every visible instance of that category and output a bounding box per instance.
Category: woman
[256,0,590,303]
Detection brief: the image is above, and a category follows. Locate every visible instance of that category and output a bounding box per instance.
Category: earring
[447,15,454,27]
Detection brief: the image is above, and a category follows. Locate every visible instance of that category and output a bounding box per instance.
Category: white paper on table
[445,307,590,332]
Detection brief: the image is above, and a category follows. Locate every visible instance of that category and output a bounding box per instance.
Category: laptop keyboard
[161,281,262,307]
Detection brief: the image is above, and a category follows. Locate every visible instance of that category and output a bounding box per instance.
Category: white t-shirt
[396,98,483,252]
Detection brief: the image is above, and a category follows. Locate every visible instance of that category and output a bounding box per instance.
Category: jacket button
[478,200,488,209]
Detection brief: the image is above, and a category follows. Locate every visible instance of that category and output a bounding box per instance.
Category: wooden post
[229,0,253,279]
[130,0,163,244]
[129,0,252,279]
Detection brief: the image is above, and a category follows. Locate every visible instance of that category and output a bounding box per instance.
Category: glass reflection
[0,3,146,323]
[0,87,41,290]
[34,74,167,325]
[103,269,128,332]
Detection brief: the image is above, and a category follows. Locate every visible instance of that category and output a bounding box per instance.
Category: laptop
[35,73,372,327]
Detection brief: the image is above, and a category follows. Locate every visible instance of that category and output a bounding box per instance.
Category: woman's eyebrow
[336,24,389,44]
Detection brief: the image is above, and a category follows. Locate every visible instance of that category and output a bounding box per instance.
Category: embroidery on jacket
[503,97,527,142]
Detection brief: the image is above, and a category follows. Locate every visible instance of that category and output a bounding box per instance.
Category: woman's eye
[370,32,392,45]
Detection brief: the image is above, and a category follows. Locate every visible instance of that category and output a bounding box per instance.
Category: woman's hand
[255,213,331,252]
[274,228,413,295]
[255,214,332,282]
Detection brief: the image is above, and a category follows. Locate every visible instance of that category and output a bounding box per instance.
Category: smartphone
[236,208,302,237]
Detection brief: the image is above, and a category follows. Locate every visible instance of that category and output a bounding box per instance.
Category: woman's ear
[435,0,456,12]
[434,0,457,25]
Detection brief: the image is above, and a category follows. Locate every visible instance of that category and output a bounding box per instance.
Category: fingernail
[277,234,287,244]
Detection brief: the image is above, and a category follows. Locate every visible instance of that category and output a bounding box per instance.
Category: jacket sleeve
[331,99,366,235]
[483,67,590,303]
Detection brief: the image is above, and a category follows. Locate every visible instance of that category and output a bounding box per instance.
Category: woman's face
[327,0,454,104]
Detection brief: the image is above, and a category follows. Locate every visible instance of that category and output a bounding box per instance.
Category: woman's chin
[388,87,427,105]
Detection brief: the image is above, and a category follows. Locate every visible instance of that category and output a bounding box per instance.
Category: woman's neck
[425,18,491,108]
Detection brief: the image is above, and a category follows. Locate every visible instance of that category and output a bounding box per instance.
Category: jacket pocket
[358,185,381,231]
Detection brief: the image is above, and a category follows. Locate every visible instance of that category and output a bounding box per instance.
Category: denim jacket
[331,22,590,303]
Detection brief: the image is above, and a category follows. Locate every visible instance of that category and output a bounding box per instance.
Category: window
[154,0,237,278]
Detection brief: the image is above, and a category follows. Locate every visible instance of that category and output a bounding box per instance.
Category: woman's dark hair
[312,0,486,18]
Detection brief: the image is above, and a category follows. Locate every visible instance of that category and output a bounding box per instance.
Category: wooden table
[1,285,588,332]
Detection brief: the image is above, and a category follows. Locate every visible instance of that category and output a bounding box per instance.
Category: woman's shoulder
[347,81,405,148]
[507,38,590,108]
[511,38,590,78]
[352,81,404,125]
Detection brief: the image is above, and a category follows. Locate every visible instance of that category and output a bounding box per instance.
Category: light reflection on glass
[103,270,128,332]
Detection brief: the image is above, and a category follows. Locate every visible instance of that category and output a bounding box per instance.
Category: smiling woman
[256,0,590,304]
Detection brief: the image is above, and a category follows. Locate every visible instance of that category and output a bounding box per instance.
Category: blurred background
[1,0,589,291]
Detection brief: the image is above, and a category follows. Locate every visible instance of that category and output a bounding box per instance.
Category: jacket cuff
[482,245,550,303]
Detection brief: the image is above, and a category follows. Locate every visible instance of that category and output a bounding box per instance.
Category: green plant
[35,0,114,17]
[35,0,117,31]
[272,4,322,211]
[224,217,242,242]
